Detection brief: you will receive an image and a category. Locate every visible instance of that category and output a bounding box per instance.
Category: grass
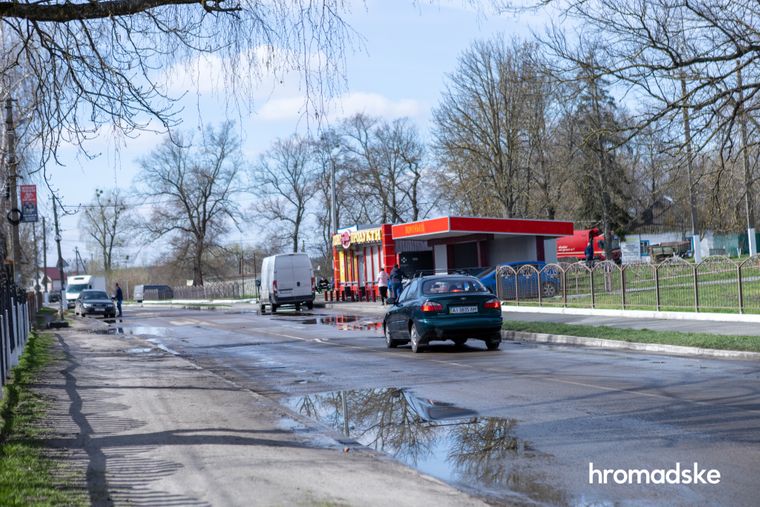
[0,332,87,506]
[502,320,760,353]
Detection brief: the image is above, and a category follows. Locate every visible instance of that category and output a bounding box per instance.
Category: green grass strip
[0,332,87,506]
[502,320,760,353]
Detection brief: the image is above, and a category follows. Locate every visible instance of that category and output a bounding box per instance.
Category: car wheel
[271,304,278,314]
[306,301,314,310]
[384,323,398,349]
[259,303,266,314]
[295,303,301,312]
[410,324,424,353]
[486,333,501,351]
[453,338,467,348]
[542,282,558,298]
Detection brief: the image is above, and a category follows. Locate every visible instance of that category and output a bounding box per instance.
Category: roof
[391,216,574,241]
[42,267,63,281]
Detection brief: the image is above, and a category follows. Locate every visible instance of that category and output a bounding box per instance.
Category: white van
[259,253,314,313]
[65,275,106,309]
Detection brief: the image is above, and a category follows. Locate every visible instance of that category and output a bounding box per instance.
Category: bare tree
[0,1,353,163]
[253,135,317,253]
[79,188,132,286]
[433,38,535,218]
[137,121,244,285]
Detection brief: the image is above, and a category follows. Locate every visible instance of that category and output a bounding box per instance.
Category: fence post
[621,266,626,310]
[0,315,5,388]
[537,269,543,307]
[737,265,744,314]
[562,269,567,307]
[590,268,595,309]
[693,265,699,313]
[654,267,661,312]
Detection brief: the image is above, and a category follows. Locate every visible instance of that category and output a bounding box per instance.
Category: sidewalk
[38,319,485,506]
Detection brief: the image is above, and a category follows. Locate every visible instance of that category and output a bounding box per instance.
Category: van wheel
[271,304,278,314]
[306,301,314,310]
[259,303,266,314]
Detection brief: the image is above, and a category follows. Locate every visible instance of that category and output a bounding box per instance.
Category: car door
[393,280,419,339]
[387,280,414,336]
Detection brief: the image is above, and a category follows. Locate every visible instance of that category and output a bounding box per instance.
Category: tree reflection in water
[294,388,517,477]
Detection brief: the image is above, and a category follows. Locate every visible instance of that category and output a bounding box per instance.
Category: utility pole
[4,97,21,283]
[737,62,757,256]
[42,216,47,295]
[53,197,65,319]
[33,222,40,304]
[680,74,701,262]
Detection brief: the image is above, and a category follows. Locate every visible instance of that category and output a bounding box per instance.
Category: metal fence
[171,280,247,300]
[495,255,760,314]
[1,283,34,398]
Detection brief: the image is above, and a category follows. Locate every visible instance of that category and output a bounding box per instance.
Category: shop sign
[333,227,382,248]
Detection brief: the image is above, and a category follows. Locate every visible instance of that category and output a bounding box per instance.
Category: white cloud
[257,91,423,122]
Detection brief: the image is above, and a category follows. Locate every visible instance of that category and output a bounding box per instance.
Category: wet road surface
[101,306,760,506]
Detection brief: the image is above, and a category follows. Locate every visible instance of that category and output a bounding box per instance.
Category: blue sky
[43,0,554,268]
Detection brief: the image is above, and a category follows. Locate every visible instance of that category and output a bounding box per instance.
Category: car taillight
[484,298,501,310]
[421,300,443,313]
[272,280,278,294]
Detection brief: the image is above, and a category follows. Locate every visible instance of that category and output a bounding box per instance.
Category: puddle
[282,314,383,331]
[127,347,154,354]
[286,388,567,505]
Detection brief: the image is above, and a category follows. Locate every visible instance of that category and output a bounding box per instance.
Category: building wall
[489,237,537,264]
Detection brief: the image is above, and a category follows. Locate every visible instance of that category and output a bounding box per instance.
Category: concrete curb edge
[501,330,760,361]
[502,305,760,323]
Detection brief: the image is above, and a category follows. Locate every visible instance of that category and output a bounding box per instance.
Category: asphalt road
[109,305,760,506]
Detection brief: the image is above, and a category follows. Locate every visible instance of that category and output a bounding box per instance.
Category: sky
[38,0,555,270]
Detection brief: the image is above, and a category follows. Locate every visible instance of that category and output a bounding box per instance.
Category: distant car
[382,274,503,353]
[134,284,174,303]
[480,261,561,300]
[75,289,116,318]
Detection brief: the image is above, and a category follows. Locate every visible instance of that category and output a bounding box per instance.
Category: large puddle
[286,388,567,505]
[274,314,383,331]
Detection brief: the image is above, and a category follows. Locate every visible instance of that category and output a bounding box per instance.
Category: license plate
[450,305,478,314]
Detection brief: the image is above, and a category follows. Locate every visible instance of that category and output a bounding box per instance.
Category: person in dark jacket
[115,283,124,317]
[585,240,595,267]
[389,264,404,298]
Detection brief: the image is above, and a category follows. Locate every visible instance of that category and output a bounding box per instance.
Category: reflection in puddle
[287,388,567,505]
[289,314,382,331]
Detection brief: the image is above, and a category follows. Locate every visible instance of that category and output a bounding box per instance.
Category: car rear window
[421,278,487,295]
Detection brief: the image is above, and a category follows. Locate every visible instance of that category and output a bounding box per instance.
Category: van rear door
[291,255,312,297]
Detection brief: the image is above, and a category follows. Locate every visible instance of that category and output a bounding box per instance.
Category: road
[109,304,760,506]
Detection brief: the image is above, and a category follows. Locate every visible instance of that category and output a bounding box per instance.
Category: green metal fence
[496,255,760,314]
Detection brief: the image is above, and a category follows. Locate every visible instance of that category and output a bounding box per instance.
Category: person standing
[389,264,404,298]
[585,240,595,267]
[115,283,124,317]
[376,268,389,305]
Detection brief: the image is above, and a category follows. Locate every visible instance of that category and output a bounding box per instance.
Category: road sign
[20,184,38,222]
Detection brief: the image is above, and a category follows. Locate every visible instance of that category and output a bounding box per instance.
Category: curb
[501,330,760,361]
[502,305,760,323]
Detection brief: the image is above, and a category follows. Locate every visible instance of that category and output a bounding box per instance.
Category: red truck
[556,228,621,263]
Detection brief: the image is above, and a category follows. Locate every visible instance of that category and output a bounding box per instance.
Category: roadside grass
[502,320,760,353]
[0,332,87,506]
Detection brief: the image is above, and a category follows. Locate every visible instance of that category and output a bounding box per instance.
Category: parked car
[74,289,116,318]
[480,261,561,300]
[382,274,503,353]
[259,253,315,313]
[134,284,174,303]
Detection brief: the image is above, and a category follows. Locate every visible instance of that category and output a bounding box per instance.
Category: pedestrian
[389,264,404,298]
[115,282,124,318]
[376,268,389,305]
[585,239,595,268]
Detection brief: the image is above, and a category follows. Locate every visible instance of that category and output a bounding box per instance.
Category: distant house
[33,267,64,293]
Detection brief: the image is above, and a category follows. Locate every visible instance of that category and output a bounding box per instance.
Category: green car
[383,275,503,353]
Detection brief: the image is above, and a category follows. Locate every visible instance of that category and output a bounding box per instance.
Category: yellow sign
[332,227,382,248]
